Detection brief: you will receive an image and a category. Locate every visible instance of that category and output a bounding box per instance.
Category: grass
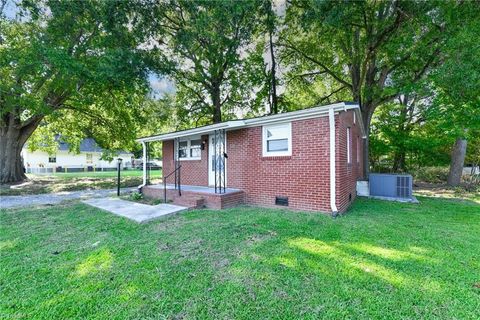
[1,196,480,319]
[48,170,153,179]
[0,169,162,196]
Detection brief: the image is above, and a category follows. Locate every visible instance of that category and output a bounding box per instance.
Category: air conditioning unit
[369,173,413,199]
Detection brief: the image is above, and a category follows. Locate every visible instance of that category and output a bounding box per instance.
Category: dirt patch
[0,175,144,196]
[245,230,278,245]
[414,183,479,203]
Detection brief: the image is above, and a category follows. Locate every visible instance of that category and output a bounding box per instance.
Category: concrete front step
[142,185,245,209]
[172,195,205,209]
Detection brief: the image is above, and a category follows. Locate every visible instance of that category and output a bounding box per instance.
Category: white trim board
[137,102,365,142]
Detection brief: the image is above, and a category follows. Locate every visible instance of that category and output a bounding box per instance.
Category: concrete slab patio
[82,198,187,223]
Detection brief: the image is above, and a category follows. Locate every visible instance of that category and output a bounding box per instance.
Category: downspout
[138,141,147,192]
[329,107,338,216]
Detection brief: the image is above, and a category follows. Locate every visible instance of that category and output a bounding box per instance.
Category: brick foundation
[142,185,245,210]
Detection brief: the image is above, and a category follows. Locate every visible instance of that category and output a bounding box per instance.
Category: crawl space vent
[275,196,289,206]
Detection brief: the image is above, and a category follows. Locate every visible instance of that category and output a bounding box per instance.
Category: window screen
[178,138,201,160]
[263,123,291,156]
[178,141,188,158]
[190,139,201,158]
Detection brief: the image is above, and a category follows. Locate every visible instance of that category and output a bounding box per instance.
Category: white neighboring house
[22,138,134,174]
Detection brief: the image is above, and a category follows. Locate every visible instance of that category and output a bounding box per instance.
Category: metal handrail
[163,165,182,203]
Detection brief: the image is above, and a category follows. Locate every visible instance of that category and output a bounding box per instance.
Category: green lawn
[46,169,161,179]
[1,197,479,319]
[0,170,162,196]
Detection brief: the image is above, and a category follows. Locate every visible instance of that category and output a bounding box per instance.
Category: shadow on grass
[1,197,479,319]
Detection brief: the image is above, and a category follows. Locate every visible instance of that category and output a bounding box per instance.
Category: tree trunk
[0,113,42,183]
[392,150,406,172]
[361,102,375,179]
[211,85,222,124]
[447,138,467,186]
[269,27,278,115]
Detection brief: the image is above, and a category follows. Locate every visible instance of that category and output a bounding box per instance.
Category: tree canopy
[1,0,479,185]
[142,0,269,125]
[0,0,149,182]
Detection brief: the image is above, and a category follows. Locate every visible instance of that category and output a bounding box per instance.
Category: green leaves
[143,0,268,124]
[1,0,150,155]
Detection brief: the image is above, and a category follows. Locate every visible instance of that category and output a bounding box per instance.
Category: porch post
[142,141,147,186]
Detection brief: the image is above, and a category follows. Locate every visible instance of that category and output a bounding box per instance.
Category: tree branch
[281,42,353,89]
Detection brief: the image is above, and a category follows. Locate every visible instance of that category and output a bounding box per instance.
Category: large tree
[0,0,148,183]
[143,0,267,124]
[429,6,480,186]
[281,0,454,175]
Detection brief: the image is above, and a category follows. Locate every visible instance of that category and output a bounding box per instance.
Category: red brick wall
[335,110,364,212]
[162,135,209,186]
[161,111,363,213]
[227,117,331,212]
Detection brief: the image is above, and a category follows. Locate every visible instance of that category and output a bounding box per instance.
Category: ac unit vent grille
[369,173,413,199]
[396,176,411,198]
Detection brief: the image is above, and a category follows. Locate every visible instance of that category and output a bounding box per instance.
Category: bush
[412,167,449,184]
[130,192,144,201]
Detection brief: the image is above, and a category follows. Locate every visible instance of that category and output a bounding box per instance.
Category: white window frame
[347,127,351,164]
[86,153,93,164]
[178,136,202,161]
[262,122,292,157]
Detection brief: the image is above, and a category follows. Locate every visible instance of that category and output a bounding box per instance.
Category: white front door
[208,134,227,186]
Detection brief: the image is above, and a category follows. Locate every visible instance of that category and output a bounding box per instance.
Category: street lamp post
[117,158,123,196]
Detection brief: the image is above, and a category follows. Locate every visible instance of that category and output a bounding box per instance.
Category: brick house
[138,102,366,214]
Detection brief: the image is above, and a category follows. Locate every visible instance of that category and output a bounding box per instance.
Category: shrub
[412,167,449,184]
[130,192,144,201]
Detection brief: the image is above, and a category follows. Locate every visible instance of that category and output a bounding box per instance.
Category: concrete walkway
[82,198,187,223]
[0,187,137,209]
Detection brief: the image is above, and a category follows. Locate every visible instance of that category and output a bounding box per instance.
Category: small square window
[48,156,56,163]
[263,123,292,157]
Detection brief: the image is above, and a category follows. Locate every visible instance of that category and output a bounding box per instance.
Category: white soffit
[137,102,362,142]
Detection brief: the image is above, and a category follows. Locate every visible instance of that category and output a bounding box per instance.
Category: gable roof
[58,138,104,152]
[24,137,132,155]
[137,102,366,143]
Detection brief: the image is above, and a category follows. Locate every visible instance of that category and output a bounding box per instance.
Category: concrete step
[172,195,205,209]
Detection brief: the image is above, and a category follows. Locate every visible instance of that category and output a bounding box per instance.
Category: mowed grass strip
[1,197,479,319]
[0,170,162,196]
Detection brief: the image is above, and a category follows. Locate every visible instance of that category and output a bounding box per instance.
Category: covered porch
[136,121,247,210]
[137,126,233,195]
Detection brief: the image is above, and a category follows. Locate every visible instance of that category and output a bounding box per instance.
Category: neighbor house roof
[58,138,104,153]
[57,138,132,155]
[24,137,132,155]
[137,102,365,143]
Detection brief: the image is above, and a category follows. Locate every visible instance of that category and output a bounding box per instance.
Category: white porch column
[142,141,147,186]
